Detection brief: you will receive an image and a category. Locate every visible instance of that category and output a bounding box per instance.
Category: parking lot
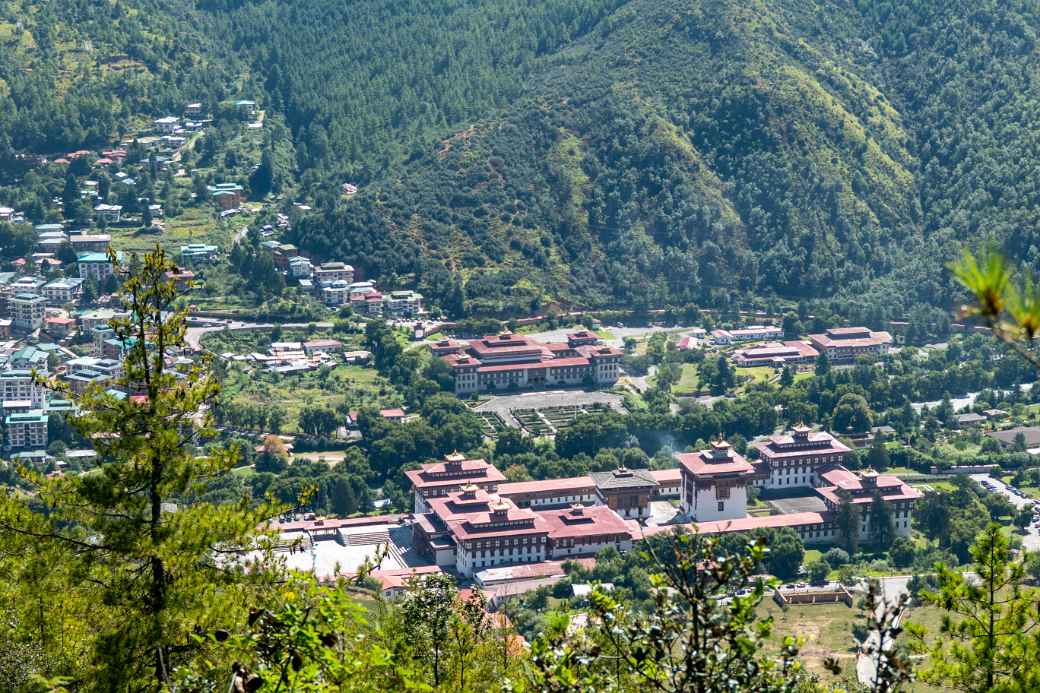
[972,474,1040,552]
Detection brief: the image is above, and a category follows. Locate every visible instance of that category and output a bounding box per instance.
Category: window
[717,501,724,512]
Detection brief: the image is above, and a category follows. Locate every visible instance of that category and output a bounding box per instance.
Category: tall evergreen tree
[0,247,279,689]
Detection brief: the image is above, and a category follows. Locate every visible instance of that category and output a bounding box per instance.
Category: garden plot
[511,403,615,436]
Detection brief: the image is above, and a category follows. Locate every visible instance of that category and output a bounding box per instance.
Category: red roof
[675,443,754,478]
[651,468,682,484]
[642,511,831,538]
[405,457,507,490]
[477,356,590,373]
[753,429,851,460]
[498,475,595,497]
[427,489,551,541]
[369,565,442,591]
[379,408,406,418]
[538,504,632,540]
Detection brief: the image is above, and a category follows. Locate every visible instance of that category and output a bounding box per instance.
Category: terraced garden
[511,403,617,437]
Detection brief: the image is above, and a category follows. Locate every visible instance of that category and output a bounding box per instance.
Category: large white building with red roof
[751,425,851,490]
[405,452,507,513]
[411,482,638,576]
[404,429,920,577]
[732,341,819,368]
[815,467,921,539]
[675,440,757,521]
[437,332,622,395]
[809,327,893,363]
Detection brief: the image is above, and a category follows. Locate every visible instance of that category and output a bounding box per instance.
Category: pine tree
[911,524,1040,692]
[0,247,279,690]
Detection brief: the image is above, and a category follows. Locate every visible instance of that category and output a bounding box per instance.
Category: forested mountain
[0,0,241,155]
[280,0,1040,318]
[6,0,1040,320]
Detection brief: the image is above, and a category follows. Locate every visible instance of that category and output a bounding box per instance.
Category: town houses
[437,331,623,395]
[406,426,921,577]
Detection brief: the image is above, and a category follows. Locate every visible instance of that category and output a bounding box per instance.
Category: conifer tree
[0,247,278,690]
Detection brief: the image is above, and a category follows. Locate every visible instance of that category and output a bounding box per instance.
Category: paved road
[185,319,334,351]
[855,575,912,686]
[971,474,1040,551]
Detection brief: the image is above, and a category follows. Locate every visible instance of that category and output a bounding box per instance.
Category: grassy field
[222,363,399,432]
[109,205,248,255]
[202,328,363,354]
[672,363,701,395]
[760,599,946,691]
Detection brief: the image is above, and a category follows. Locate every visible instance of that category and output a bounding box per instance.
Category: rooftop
[589,467,659,491]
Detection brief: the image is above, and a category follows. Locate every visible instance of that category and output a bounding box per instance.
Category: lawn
[760,599,947,691]
[672,363,701,395]
[201,327,363,354]
[222,363,400,432]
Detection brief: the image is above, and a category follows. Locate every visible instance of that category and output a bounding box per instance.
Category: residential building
[42,277,85,305]
[43,315,75,338]
[9,293,46,332]
[440,332,623,395]
[180,244,219,265]
[321,280,352,306]
[154,116,180,133]
[5,409,48,449]
[94,203,123,223]
[675,440,756,521]
[809,327,893,363]
[165,267,196,291]
[0,370,44,406]
[588,467,659,520]
[288,256,313,278]
[314,261,355,287]
[751,425,851,490]
[77,252,115,282]
[207,183,244,210]
[384,290,423,318]
[69,234,111,254]
[9,345,50,372]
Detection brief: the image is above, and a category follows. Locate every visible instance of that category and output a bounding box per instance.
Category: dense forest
[6,0,1040,320]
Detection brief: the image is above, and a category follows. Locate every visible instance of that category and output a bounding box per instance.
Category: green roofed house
[180,244,219,265]
[5,409,48,449]
[78,251,123,282]
[207,183,243,210]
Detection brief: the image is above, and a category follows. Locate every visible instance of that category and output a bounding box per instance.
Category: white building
[9,293,46,332]
[5,409,48,449]
[675,441,756,522]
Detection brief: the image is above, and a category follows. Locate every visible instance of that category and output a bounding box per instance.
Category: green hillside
[0,0,245,155]
[276,0,1040,319]
[5,0,1040,321]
